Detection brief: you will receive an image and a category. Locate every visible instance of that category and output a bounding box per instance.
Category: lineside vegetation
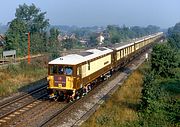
[81,65,145,127]
[0,57,48,97]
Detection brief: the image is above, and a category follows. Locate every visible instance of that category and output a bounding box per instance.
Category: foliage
[15,3,49,33]
[49,28,60,43]
[106,25,160,44]
[5,3,49,56]
[168,33,180,49]
[5,18,28,56]
[89,33,98,47]
[30,32,45,54]
[139,77,180,127]
[0,58,48,97]
[48,27,60,53]
[168,22,180,49]
[139,36,180,126]
[62,38,75,50]
[151,44,178,78]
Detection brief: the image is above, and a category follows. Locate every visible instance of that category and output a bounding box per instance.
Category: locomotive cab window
[49,65,58,75]
[65,67,73,75]
[58,66,64,74]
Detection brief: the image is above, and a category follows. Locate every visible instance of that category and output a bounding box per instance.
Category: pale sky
[0,0,180,28]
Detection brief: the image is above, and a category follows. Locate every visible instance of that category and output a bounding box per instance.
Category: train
[47,32,163,101]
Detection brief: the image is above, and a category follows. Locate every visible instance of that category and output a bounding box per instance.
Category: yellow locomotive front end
[47,64,76,100]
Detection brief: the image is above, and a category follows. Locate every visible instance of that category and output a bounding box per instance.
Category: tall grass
[81,69,144,127]
[0,57,48,97]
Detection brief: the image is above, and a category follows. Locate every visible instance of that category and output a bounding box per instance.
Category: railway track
[0,85,48,126]
[39,51,147,127]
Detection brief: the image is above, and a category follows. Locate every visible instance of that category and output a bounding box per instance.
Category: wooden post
[28,32,30,64]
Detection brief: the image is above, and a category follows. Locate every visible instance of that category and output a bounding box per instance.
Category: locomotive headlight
[47,76,50,81]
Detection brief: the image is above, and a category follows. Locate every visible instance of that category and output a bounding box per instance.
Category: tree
[151,44,178,78]
[15,3,49,33]
[5,3,49,56]
[30,32,45,54]
[49,27,60,52]
[168,22,180,49]
[49,28,60,43]
[62,38,73,50]
[89,34,98,47]
[168,33,180,49]
[5,18,27,56]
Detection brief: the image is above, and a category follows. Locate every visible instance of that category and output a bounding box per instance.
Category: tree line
[105,25,160,44]
[3,3,161,57]
[4,4,67,57]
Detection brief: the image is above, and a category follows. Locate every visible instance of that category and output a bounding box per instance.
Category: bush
[19,61,28,69]
[50,52,59,60]
[6,64,18,74]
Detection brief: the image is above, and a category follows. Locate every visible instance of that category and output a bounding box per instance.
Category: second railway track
[0,84,48,126]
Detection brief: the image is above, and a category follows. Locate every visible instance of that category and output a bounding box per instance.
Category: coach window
[121,50,123,58]
[65,67,73,75]
[123,49,126,56]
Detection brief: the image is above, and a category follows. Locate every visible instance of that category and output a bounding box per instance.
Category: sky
[0,0,180,28]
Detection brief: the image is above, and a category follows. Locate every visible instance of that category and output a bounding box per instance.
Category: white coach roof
[48,47,113,65]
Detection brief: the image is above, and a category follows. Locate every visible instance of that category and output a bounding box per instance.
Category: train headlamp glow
[47,76,50,81]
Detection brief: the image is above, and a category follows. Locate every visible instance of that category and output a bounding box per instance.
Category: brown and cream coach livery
[47,32,163,101]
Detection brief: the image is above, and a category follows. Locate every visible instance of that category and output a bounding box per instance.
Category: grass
[81,67,144,127]
[0,56,48,97]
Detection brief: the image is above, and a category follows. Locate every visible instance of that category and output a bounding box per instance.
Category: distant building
[58,34,77,42]
[96,33,105,45]
[79,39,88,45]
[57,34,63,42]
[69,34,76,40]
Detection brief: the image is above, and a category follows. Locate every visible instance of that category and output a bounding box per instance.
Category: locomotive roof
[48,47,113,65]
